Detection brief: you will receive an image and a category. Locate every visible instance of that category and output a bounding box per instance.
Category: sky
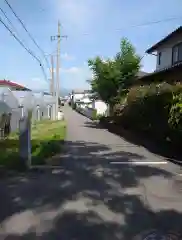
[0,0,182,92]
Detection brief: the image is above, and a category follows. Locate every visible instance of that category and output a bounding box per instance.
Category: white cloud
[58,0,91,30]
[49,66,79,74]
[61,53,75,61]
[55,0,103,33]
[61,65,92,89]
[60,67,80,73]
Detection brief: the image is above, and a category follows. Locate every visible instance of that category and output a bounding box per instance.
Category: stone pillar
[19,117,31,168]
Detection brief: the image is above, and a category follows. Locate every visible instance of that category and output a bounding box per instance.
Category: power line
[0,15,49,83]
[0,6,19,36]
[4,0,51,70]
[0,6,43,63]
[115,16,182,31]
[71,16,182,36]
[0,6,49,83]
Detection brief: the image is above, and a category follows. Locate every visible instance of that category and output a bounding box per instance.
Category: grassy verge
[0,120,66,169]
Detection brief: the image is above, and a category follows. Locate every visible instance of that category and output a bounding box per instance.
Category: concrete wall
[73,93,84,102]
[92,100,107,115]
[79,100,108,119]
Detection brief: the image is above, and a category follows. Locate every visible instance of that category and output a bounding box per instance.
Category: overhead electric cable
[4,0,51,70]
[0,15,49,82]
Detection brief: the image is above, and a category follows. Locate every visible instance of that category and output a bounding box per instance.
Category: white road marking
[176,173,182,176]
[110,161,168,165]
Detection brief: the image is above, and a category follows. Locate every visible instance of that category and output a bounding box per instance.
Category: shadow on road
[0,140,182,239]
[83,120,182,163]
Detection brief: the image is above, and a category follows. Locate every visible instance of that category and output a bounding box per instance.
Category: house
[138,26,182,84]
[0,80,31,91]
[71,89,92,103]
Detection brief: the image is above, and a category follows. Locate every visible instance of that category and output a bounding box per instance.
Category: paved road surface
[1,106,182,239]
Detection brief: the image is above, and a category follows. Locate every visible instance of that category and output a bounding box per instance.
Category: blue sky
[0,0,182,91]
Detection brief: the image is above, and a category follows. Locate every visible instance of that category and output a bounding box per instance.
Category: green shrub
[116,83,182,141]
[92,109,97,120]
[168,93,182,145]
[169,93,182,130]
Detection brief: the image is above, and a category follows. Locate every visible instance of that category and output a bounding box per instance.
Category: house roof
[73,89,91,94]
[0,80,31,91]
[138,62,182,81]
[146,26,182,54]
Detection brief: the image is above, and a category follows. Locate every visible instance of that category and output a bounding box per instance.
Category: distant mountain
[32,88,71,97]
[60,88,71,97]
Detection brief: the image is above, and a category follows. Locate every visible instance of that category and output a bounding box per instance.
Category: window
[158,52,161,65]
[172,43,182,64]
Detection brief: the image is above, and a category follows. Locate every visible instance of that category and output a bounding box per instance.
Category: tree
[115,38,141,92]
[88,57,119,105]
[88,38,141,107]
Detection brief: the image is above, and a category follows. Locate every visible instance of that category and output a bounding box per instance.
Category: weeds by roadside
[0,120,66,170]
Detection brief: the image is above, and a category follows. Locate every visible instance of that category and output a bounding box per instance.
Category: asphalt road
[1,106,182,239]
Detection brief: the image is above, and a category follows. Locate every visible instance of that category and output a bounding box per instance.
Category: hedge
[113,82,182,144]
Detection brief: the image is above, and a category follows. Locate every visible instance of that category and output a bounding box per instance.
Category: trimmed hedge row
[112,83,182,146]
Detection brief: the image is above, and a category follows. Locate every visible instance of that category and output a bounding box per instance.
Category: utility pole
[50,55,54,95]
[51,21,67,119]
[56,21,60,114]
[51,54,56,120]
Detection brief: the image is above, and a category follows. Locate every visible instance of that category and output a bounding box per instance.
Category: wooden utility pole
[50,55,54,95]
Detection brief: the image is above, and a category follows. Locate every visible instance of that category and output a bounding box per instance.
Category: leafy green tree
[88,57,119,104]
[88,38,141,107]
[115,38,141,92]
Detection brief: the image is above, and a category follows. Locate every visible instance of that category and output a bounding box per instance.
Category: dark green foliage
[168,92,182,145]
[114,83,182,143]
[169,93,182,131]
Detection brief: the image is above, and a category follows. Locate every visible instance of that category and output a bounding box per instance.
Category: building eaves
[138,62,182,80]
[146,26,182,54]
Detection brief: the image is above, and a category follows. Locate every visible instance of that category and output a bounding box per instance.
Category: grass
[0,120,66,170]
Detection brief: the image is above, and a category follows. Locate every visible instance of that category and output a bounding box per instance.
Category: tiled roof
[0,80,30,90]
[146,26,182,54]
